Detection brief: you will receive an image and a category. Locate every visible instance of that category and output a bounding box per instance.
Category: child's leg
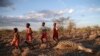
[55,33,59,41]
[28,35,32,43]
[56,35,58,40]
[41,37,44,43]
[44,32,47,42]
[26,34,30,43]
[53,34,56,41]
[41,33,45,43]
[53,36,58,41]
[15,40,19,49]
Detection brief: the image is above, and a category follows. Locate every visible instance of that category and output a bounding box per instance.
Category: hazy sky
[0,0,100,30]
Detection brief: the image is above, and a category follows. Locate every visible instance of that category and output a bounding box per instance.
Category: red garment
[26,28,32,43]
[26,33,32,43]
[53,27,58,40]
[41,32,47,43]
[11,33,19,48]
[12,39,19,48]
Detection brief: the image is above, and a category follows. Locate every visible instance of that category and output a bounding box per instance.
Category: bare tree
[67,19,76,35]
[53,17,69,36]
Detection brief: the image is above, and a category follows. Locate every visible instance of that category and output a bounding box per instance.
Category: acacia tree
[53,17,69,36]
[67,19,76,35]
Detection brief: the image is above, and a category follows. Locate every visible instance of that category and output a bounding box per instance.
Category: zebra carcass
[54,40,93,53]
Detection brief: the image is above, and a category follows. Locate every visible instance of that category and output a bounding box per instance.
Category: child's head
[14,28,18,33]
[54,23,56,27]
[26,23,30,28]
[42,22,45,26]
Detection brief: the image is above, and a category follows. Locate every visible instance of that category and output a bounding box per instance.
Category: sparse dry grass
[0,26,100,56]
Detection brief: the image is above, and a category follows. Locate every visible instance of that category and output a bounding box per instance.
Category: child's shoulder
[14,32,19,35]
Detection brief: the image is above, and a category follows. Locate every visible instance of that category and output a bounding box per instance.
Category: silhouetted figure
[53,23,59,41]
[26,23,33,44]
[11,28,20,49]
[41,22,47,43]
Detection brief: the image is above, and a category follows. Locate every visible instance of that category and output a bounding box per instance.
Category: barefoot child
[41,22,47,43]
[26,23,33,44]
[11,28,20,49]
[53,23,59,41]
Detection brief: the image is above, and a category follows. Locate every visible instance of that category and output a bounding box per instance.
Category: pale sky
[0,0,100,30]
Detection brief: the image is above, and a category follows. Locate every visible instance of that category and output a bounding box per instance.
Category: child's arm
[10,33,16,45]
[30,28,33,33]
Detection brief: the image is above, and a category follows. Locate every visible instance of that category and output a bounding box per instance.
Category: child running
[26,23,33,44]
[53,23,59,41]
[11,28,20,49]
[41,22,48,43]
